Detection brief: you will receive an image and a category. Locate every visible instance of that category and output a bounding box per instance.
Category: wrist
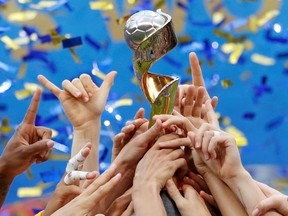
[0,157,15,181]
[73,118,101,132]
[133,174,161,193]
[223,168,251,187]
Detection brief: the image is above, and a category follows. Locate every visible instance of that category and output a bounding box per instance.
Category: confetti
[8,11,37,22]
[225,126,247,147]
[1,36,19,50]
[17,183,52,198]
[62,37,82,48]
[0,118,13,134]
[89,1,114,10]
[221,79,233,88]
[251,53,275,66]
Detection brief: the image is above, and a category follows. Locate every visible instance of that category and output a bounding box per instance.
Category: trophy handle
[143,72,179,126]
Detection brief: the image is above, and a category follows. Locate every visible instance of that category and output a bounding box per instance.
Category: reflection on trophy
[124,9,179,126]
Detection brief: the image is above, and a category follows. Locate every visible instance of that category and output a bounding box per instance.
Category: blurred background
[0,0,287,214]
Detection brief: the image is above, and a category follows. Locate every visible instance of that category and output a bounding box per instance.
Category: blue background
[0,0,287,208]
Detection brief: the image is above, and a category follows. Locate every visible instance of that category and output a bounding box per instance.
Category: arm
[43,144,98,216]
[91,117,162,213]
[0,89,54,208]
[192,150,248,216]
[190,126,280,216]
[38,72,116,172]
[132,133,187,216]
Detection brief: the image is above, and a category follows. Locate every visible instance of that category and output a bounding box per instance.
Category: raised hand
[132,133,188,216]
[166,179,211,216]
[43,145,98,216]
[0,89,54,207]
[175,52,218,114]
[112,108,147,162]
[189,124,243,180]
[38,72,116,129]
[51,164,121,216]
[38,72,117,172]
[0,88,53,177]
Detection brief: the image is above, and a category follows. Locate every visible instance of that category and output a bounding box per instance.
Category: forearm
[98,160,136,212]
[72,118,101,172]
[0,159,14,208]
[204,172,247,216]
[224,170,280,216]
[133,183,167,216]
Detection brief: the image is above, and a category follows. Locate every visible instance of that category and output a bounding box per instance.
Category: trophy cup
[124,9,179,126]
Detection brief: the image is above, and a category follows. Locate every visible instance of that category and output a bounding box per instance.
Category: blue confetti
[62,37,82,48]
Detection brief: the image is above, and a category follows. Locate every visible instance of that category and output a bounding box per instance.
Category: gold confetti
[178,35,192,44]
[15,89,34,100]
[251,53,275,66]
[248,16,258,33]
[69,48,81,63]
[212,12,225,25]
[225,126,247,147]
[110,98,133,109]
[1,36,19,50]
[257,10,279,27]
[117,14,133,25]
[17,183,51,198]
[229,44,244,64]
[0,118,13,134]
[154,0,165,9]
[89,1,114,10]
[26,168,33,179]
[221,79,233,88]
[8,11,37,22]
[17,63,27,79]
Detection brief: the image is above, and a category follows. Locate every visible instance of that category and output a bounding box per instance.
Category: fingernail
[204,154,210,160]
[47,140,54,147]
[86,172,96,179]
[84,97,89,102]
[75,92,81,97]
[195,141,200,148]
[114,173,121,180]
[252,208,259,216]
[88,93,93,97]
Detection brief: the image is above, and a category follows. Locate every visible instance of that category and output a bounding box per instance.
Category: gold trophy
[124,9,179,126]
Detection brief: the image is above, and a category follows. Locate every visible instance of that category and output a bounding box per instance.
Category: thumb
[25,139,54,156]
[100,71,117,92]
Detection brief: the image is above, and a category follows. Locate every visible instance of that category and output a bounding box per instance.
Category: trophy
[124,9,179,126]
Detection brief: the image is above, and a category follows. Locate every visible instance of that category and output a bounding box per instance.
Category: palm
[58,90,105,127]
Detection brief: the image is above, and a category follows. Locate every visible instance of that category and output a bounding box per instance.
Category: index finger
[189,52,205,87]
[23,88,42,124]
[37,74,61,97]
